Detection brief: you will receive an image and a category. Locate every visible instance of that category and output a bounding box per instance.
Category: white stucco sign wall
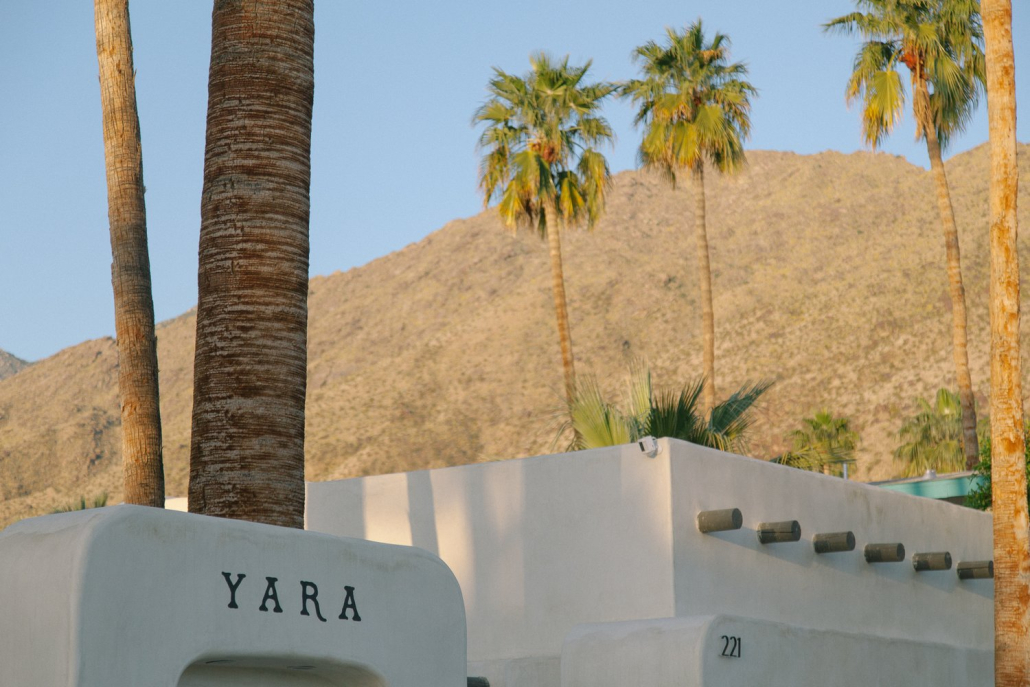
[0,505,466,687]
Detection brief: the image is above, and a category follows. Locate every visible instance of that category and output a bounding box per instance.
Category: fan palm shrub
[775,411,859,476]
[893,388,970,476]
[560,364,770,453]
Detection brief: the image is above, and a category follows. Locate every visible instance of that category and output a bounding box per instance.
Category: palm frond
[559,377,632,451]
[893,388,968,476]
[827,0,984,150]
[558,365,770,454]
[474,53,615,235]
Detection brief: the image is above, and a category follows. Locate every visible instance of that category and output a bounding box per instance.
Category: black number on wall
[720,635,741,658]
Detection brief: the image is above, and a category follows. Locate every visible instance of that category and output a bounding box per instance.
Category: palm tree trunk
[94,0,164,508]
[189,0,314,529]
[983,1,1030,682]
[692,165,716,412]
[544,199,576,403]
[916,79,979,470]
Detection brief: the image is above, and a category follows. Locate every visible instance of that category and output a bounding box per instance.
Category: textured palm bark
[916,79,979,469]
[692,165,716,412]
[94,0,164,507]
[544,200,576,403]
[983,1,1030,682]
[189,0,314,529]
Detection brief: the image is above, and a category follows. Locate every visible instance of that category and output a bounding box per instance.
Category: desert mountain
[0,350,28,382]
[2,144,1029,527]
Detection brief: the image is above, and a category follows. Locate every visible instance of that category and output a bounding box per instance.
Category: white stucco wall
[307,442,677,663]
[306,439,994,685]
[0,505,466,687]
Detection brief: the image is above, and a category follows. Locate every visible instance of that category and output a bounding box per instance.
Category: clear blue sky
[0,1,1026,361]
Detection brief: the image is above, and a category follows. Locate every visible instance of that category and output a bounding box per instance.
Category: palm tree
[189,0,315,529]
[893,388,966,476]
[622,21,756,413]
[475,53,616,403]
[561,364,770,453]
[981,0,1029,680]
[93,0,164,507]
[826,0,985,470]
[776,411,859,476]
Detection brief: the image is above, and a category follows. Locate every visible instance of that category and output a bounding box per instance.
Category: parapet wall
[307,438,993,667]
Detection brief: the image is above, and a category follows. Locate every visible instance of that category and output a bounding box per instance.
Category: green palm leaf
[893,388,968,476]
[560,364,770,454]
[826,0,985,150]
[622,19,755,183]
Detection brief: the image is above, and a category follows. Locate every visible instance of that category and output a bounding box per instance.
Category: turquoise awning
[874,471,984,501]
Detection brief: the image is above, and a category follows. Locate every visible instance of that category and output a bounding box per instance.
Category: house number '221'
[720,635,741,658]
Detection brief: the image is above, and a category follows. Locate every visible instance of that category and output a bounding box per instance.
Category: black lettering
[221,572,246,609]
[339,585,361,621]
[300,581,327,622]
[719,636,741,658]
[259,577,283,613]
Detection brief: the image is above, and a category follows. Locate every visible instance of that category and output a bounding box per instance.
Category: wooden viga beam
[912,552,952,572]
[813,531,856,554]
[756,520,801,544]
[864,543,905,563]
[696,508,743,534]
[956,560,994,579]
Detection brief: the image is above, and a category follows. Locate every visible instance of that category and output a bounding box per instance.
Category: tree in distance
[622,20,756,413]
[826,0,986,469]
[892,388,971,476]
[475,53,616,404]
[559,362,770,453]
[773,410,859,477]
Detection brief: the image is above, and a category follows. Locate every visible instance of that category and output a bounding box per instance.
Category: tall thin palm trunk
[189,0,314,529]
[692,165,716,412]
[94,0,164,507]
[916,78,979,470]
[544,199,576,403]
[983,0,1029,682]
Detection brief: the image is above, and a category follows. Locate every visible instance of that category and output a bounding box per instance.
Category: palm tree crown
[825,0,985,149]
[475,52,615,233]
[622,20,756,182]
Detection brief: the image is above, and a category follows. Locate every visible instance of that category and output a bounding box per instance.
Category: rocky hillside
[0,350,28,382]
[1,144,1029,527]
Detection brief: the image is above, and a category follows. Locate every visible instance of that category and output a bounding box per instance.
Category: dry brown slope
[1,144,1028,527]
